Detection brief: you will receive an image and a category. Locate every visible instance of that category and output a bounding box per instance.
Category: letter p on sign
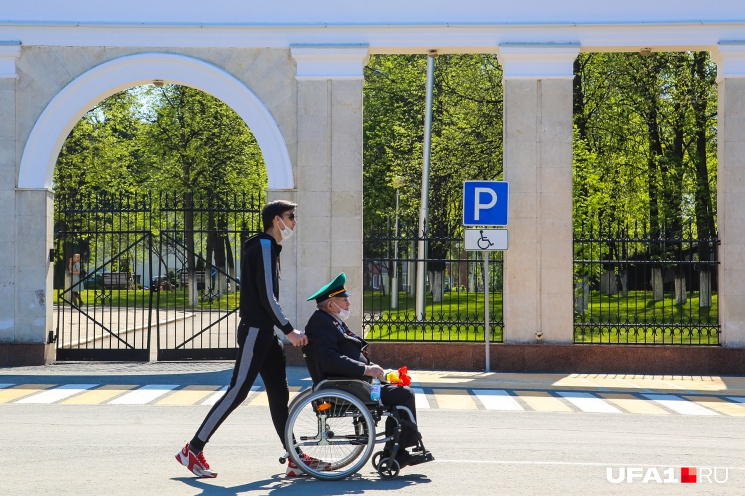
[463,181,508,226]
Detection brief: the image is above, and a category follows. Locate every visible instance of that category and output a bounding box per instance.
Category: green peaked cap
[307,272,350,303]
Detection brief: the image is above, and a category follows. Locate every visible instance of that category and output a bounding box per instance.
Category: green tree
[364,54,503,301]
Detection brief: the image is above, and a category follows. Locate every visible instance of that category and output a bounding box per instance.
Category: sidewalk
[3,361,745,396]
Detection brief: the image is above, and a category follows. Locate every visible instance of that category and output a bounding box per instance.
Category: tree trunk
[699,267,712,308]
[431,269,444,303]
[574,275,590,313]
[651,266,664,301]
[619,267,628,297]
[600,268,617,295]
[674,266,687,305]
[407,241,416,296]
[184,192,199,307]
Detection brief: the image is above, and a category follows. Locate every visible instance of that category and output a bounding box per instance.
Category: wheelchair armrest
[315,378,376,405]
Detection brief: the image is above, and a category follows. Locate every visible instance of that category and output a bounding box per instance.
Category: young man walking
[176,200,323,478]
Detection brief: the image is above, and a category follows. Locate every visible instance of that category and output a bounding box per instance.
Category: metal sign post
[463,180,509,373]
[483,249,490,372]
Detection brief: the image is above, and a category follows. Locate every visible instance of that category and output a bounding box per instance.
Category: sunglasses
[282,213,296,221]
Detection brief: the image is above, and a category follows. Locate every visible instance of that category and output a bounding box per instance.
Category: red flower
[398,366,411,386]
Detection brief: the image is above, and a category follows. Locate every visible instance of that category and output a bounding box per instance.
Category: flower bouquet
[384,366,412,386]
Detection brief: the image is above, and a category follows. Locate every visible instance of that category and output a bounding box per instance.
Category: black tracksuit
[190,233,293,453]
[304,309,419,448]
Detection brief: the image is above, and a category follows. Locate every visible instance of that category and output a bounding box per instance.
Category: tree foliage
[363,54,503,229]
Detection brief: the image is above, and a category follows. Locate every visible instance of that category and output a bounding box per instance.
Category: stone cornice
[291,45,369,80]
[0,41,21,78]
[497,44,579,79]
[713,42,745,82]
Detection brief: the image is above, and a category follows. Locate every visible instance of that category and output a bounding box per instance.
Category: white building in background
[2,1,745,365]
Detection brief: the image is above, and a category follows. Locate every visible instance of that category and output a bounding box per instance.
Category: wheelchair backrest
[301,341,327,385]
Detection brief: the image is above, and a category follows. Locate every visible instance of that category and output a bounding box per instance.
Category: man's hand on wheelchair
[364,364,385,380]
[286,329,308,347]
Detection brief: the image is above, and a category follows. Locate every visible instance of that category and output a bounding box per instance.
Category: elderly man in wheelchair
[280,273,433,480]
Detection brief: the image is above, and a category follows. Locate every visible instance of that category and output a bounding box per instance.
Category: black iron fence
[363,220,504,342]
[573,221,719,345]
[54,191,264,360]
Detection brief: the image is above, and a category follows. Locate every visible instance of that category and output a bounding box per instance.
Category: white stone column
[713,42,745,347]
[290,46,368,332]
[497,44,578,344]
[1,42,53,363]
[0,44,20,346]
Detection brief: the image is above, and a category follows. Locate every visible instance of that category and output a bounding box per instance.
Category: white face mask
[277,218,294,241]
[333,302,351,321]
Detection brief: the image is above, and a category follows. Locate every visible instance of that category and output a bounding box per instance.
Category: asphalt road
[2,404,743,496]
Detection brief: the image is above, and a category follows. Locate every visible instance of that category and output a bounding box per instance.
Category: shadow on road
[173,472,431,495]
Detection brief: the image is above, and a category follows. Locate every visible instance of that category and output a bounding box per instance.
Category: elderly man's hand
[364,364,385,380]
[286,329,308,347]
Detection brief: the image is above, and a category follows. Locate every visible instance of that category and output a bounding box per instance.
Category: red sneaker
[285,453,332,476]
[175,443,218,478]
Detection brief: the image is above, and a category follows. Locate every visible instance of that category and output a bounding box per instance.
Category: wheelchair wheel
[285,389,376,480]
[377,457,400,479]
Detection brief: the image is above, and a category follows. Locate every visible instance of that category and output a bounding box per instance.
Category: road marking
[108,384,179,404]
[683,396,745,417]
[246,386,269,406]
[598,393,669,415]
[201,386,228,406]
[16,384,98,404]
[0,384,54,403]
[412,387,430,409]
[432,460,745,470]
[474,390,524,411]
[61,385,138,405]
[642,394,720,416]
[157,385,221,405]
[433,389,477,409]
[557,391,622,413]
[514,391,573,412]
[3,383,745,417]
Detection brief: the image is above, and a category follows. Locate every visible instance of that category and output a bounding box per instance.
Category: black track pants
[189,321,289,452]
[381,385,418,448]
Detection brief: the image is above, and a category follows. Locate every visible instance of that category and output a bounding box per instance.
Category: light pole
[416,50,437,320]
[391,176,404,309]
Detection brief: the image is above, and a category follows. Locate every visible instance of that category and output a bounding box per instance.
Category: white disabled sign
[464,228,508,251]
[463,181,508,226]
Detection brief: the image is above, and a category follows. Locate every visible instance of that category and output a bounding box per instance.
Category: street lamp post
[391,176,404,309]
[416,50,437,320]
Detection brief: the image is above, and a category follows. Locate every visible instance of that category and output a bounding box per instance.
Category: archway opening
[34,52,292,361]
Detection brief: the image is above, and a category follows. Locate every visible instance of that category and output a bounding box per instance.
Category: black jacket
[305,309,370,379]
[239,232,293,334]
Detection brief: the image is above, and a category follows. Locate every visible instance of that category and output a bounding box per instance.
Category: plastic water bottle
[370,377,381,402]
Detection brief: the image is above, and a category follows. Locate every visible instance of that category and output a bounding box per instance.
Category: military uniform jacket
[305,309,370,379]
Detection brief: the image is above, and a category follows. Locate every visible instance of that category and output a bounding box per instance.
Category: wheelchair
[280,347,432,480]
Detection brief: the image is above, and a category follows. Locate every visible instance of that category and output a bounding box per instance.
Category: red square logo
[681,467,697,483]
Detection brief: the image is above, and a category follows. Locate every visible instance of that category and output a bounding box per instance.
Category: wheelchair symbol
[477,230,494,250]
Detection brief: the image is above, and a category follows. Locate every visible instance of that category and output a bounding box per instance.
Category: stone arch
[17,52,294,190]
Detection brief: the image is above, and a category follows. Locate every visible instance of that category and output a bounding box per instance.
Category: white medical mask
[278,218,294,241]
[333,302,351,321]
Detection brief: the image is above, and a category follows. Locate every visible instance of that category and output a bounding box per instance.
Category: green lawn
[53,288,240,310]
[364,289,718,344]
[364,290,503,342]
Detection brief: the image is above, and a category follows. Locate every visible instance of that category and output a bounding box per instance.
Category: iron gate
[54,192,263,361]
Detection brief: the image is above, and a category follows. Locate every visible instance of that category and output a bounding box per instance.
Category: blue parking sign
[463,181,508,226]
